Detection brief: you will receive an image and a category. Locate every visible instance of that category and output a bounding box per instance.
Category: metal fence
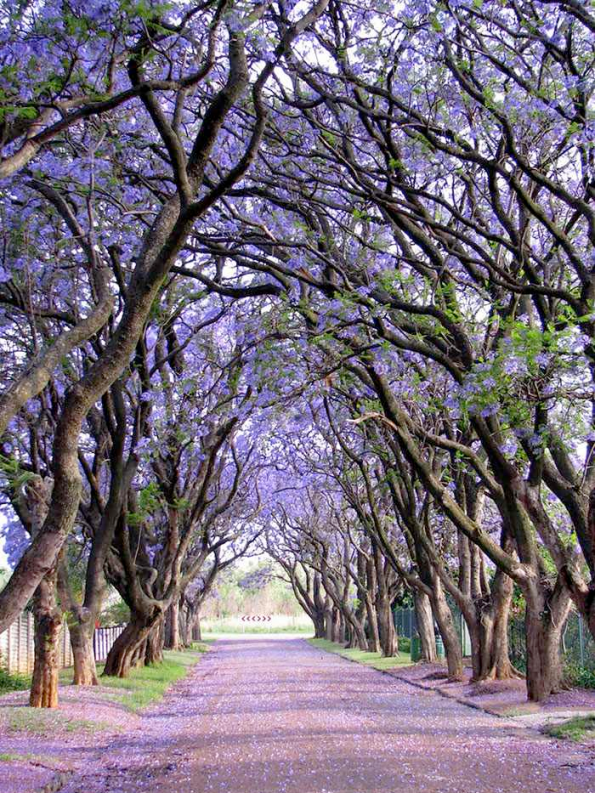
[394,604,472,655]
[0,612,124,675]
[509,610,595,682]
[394,606,418,640]
[395,605,595,683]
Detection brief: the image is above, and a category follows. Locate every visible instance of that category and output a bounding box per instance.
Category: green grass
[308,638,412,671]
[96,645,208,711]
[545,715,595,743]
[57,642,210,705]
[0,751,59,764]
[2,644,209,734]
[6,709,110,735]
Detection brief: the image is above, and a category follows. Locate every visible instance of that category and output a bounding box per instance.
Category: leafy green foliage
[98,595,130,627]
[127,481,162,526]
[563,663,595,691]
[0,666,30,693]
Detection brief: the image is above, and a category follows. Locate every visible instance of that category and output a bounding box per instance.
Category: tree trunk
[350,592,368,651]
[313,610,326,639]
[430,579,465,681]
[192,613,202,642]
[312,574,328,639]
[30,572,62,708]
[69,619,98,686]
[344,610,368,650]
[14,475,63,706]
[365,597,381,653]
[180,605,191,647]
[466,614,483,681]
[340,611,348,644]
[103,614,159,678]
[145,620,164,665]
[345,621,356,648]
[524,584,571,702]
[324,602,333,641]
[414,590,436,663]
[376,595,398,656]
[474,571,519,681]
[165,600,180,650]
[490,589,519,680]
[331,607,342,643]
[354,616,369,651]
[373,543,398,656]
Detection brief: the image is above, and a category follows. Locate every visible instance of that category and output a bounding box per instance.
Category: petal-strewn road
[64,636,595,793]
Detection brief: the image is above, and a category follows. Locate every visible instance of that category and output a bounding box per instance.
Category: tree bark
[145,620,164,665]
[342,607,368,650]
[103,611,161,678]
[312,574,328,639]
[192,613,202,642]
[373,544,398,656]
[376,594,398,656]
[57,559,103,687]
[364,557,381,652]
[331,607,343,643]
[524,583,571,701]
[313,611,326,639]
[474,571,519,681]
[414,590,437,663]
[69,619,98,686]
[29,572,62,708]
[430,578,465,681]
[324,599,334,641]
[164,600,181,650]
[179,603,190,647]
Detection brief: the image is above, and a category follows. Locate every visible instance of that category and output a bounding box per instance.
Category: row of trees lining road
[0,0,331,707]
[1,0,594,704]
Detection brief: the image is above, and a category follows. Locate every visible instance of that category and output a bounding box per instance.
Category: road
[64,636,595,793]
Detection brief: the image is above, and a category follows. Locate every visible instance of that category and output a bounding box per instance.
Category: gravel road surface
[63,636,595,793]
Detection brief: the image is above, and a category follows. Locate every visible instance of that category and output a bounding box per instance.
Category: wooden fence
[0,613,124,675]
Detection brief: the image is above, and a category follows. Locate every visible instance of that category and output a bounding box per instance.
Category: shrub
[563,661,595,690]
[0,665,30,693]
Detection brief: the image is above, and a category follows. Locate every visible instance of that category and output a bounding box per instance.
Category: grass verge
[1,643,210,735]
[545,715,595,743]
[96,645,208,711]
[6,710,110,735]
[308,638,412,671]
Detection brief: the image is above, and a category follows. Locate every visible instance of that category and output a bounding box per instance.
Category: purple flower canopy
[0,0,594,701]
